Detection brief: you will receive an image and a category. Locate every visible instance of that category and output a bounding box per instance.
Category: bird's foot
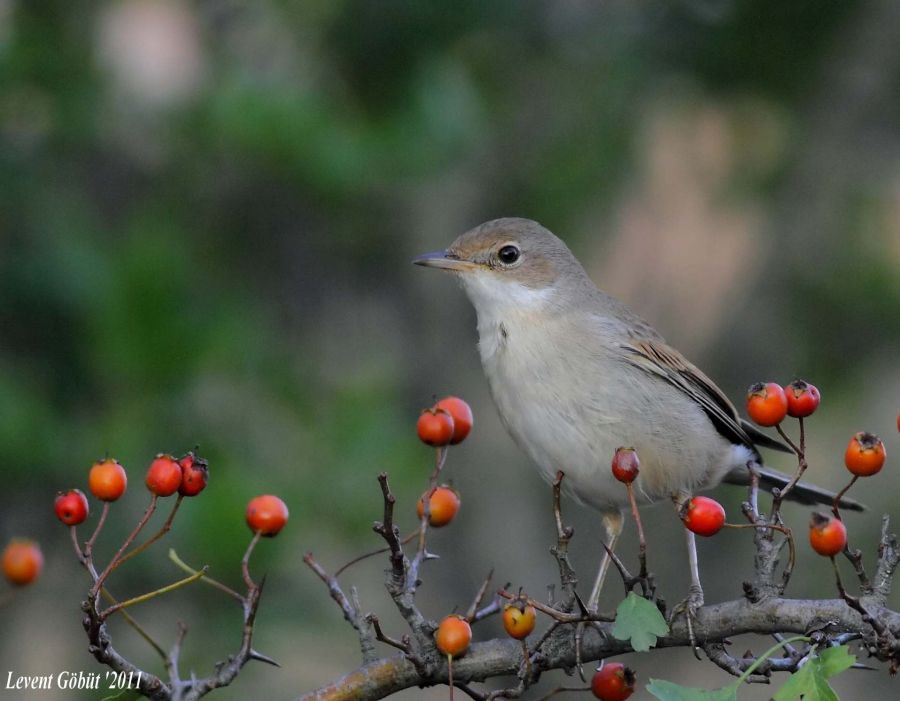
[669,584,704,659]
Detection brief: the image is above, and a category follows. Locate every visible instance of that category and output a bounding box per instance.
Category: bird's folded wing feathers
[620,338,761,451]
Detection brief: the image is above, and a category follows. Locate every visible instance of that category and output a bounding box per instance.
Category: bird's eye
[497,244,520,266]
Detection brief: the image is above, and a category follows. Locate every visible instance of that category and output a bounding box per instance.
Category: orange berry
[809,512,847,556]
[591,662,635,701]
[177,452,209,497]
[502,602,536,640]
[746,382,788,427]
[417,407,455,447]
[246,495,289,536]
[682,496,726,537]
[784,380,821,418]
[145,454,182,497]
[54,489,89,526]
[435,614,471,658]
[435,396,473,444]
[88,458,128,502]
[844,432,886,477]
[2,539,43,587]
[416,486,460,527]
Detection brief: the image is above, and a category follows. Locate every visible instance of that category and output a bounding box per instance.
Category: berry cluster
[743,379,888,558]
[51,450,291,697]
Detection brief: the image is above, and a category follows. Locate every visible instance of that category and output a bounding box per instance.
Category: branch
[296,595,900,701]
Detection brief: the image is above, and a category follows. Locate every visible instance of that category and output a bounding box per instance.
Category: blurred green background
[1,1,899,699]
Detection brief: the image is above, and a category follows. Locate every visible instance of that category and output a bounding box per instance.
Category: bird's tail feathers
[723,464,865,512]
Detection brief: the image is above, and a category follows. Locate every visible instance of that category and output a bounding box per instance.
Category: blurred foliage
[1,1,898,700]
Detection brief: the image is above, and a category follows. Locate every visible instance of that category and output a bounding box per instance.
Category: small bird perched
[414,217,859,612]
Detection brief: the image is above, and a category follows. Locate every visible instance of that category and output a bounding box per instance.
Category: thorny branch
[302,426,900,701]
[68,479,276,701]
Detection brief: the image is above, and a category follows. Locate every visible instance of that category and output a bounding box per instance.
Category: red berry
[417,407,455,447]
[416,486,461,527]
[502,602,536,640]
[844,432,886,477]
[809,512,847,556]
[611,447,640,484]
[54,489,89,526]
[177,452,209,497]
[246,495,289,536]
[435,615,472,658]
[2,539,43,587]
[88,458,128,502]
[784,379,821,418]
[591,662,635,701]
[435,396,473,444]
[746,382,788,427]
[682,496,726,537]
[145,454,182,497]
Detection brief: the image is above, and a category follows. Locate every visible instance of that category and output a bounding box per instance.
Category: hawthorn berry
[844,432,886,477]
[416,485,460,527]
[145,454,182,497]
[435,396,473,444]
[502,602,536,640]
[784,380,821,418]
[54,489,89,526]
[682,496,726,537]
[809,512,847,556]
[416,407,455,447]
[746,382,788,427]
[246,495,289,536]
[2,539,43,587]
[435,614,471,658]
[178,452,209,497]
[88,458,127,502]
[611,447,640,484]
[591,662,635,701]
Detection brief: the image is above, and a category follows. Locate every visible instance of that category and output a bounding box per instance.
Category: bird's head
[413,218,592,314]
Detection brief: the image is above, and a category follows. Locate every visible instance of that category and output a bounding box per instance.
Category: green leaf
[646,679,737,701]
[817,645,856,677]
[772,645,855,701]
[612,592,669,652]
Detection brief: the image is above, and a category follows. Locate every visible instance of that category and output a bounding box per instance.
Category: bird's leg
[588,511,624,612]
[670,493,703,656]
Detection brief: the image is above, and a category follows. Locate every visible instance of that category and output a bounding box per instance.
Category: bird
[414,217,860,614]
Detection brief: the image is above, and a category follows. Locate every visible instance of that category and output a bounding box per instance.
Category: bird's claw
[669,584,704,659]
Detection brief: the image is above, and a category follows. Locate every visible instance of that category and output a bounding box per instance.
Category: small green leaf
[612,592,669,652]
[773,645,855,701]
[646,678,737,701]
[817,645,856,677]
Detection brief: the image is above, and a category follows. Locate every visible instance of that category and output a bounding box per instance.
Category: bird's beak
[412,250,479,272]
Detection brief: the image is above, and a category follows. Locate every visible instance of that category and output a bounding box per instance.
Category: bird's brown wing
[619,338,759,451]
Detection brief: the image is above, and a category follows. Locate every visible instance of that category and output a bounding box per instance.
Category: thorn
[249,648,280,667]
[572,590,589,617]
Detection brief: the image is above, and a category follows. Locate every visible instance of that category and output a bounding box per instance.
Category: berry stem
[92,494,159,596]
[626,482,648,580]
[84,502,110,558]
[169,548,244,603]
[100,566,208,619]
[117,494,184,566]
[773,423,808,511]
[447,654,454,701]
[242,531,263,590]
[832,475,858,520]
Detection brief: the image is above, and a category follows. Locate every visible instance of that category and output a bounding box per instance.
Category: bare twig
[118,495,185,566]
[92,494,159,595]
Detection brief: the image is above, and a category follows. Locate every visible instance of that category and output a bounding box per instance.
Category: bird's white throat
[457,271,555,361]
